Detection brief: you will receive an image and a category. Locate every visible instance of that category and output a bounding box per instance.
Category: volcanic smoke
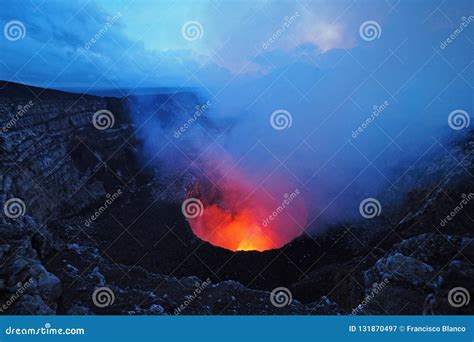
[184,158,307,252]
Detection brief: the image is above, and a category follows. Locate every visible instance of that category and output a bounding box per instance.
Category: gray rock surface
[1,82,472,315]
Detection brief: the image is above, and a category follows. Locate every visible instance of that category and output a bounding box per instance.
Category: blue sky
[1,0,470,90]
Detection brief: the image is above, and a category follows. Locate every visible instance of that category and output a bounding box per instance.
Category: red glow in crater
[184,162,307,252]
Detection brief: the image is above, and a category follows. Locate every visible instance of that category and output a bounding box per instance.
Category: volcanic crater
[0,81,473,315]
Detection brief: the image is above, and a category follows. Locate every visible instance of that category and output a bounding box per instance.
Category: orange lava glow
[185,161,307,252]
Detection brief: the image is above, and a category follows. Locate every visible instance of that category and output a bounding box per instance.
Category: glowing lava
[184,162,307,252]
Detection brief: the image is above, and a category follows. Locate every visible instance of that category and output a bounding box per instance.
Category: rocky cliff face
[0,81,472,315]
[0,81,142,313]
[0,81,326,315]
[0,82,138,221]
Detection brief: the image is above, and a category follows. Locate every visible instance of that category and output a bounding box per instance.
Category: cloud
[1,0,472,230]
[0,0,231,88]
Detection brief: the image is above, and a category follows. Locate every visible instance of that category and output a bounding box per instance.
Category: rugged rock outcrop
[0,81,135,314]
[0,218,60,314]
[0,81,338,314]
[0,81,472,315]
[362,234,474,314]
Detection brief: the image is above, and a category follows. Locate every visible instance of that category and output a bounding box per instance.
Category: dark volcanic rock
[362,233,474,314]
[1,81,472,315]
[0,219,60,314]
